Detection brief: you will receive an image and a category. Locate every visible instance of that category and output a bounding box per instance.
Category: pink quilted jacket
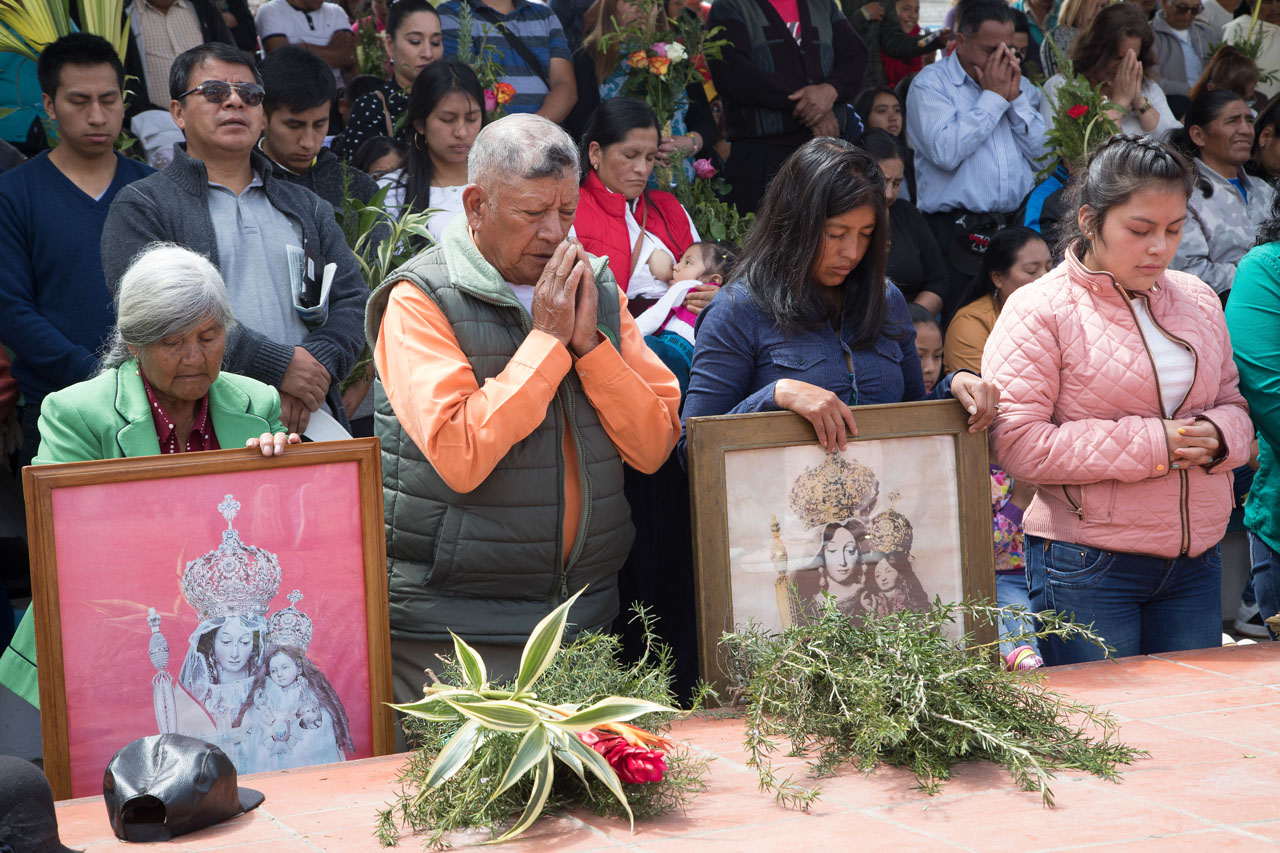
[982,248,1253,559]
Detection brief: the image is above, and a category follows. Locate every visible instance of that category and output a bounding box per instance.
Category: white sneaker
[1234,601,1272,639]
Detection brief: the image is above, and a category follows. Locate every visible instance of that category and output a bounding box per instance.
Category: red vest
[574,170,695,293]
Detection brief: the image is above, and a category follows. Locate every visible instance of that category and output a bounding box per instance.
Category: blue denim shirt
[679,280,947,460]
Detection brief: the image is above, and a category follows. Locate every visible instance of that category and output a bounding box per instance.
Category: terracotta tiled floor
[56,642,1280,851]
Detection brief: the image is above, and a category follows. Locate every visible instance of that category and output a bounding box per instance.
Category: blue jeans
[1026,536,1222,665]
[995,570,1039,658]
[1248,532,1280,640]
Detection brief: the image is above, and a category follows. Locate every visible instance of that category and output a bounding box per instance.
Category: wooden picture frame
[686,401,994,698]
[23,438,393,799]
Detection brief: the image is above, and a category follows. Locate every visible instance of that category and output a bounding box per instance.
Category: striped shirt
[439,0,570,114]
[906,52,1048,216]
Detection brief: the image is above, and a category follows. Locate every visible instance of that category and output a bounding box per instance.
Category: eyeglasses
[1171,2,1204,11]
[177,80,265,106]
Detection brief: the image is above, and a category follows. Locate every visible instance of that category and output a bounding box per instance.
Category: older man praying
[366,114,680,703]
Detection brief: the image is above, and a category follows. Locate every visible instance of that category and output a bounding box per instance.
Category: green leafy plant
[1036,39,1119,180]
[0,0,130,62]
[375,595,711,849]
[722,597,1148,811]
[674,158,755,244]
[336,173,437,393]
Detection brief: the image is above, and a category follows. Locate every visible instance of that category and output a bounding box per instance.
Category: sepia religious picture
[24,440,393,799]
[687,403,994,695]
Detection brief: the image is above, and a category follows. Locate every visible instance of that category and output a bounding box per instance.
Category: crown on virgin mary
[869,491,914,555]
[181,495,282,623]
[788,451,879,529]
[267,589,314,651]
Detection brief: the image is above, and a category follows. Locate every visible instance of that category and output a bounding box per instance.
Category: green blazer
[0,362,285,708]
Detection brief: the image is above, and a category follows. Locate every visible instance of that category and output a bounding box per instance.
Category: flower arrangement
[674,157,755,244]
[355,16,389,77]
[722,598,1147,811]
[455,1,517,119]
[374,592,710,848]
[1036,40,1119,180]
[603,3,726,130]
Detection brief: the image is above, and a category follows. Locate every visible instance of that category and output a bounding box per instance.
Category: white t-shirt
[255,0,350,81]
[376,172,467,242]
[1131,297,1195,417]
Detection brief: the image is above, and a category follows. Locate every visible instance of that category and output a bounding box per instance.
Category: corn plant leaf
[513,588,584,697]
[558,727,634,829]
[424,719,485,788]
[553,697,675,732]
[390,688,474,720]
[445,698,541,733]
[488,724,549,802]
[488,751,554,844]
[548,727,586,784]
[450,631,488,691]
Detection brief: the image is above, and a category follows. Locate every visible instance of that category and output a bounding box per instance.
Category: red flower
[579,730,667,784]
[1066,104,1089,120]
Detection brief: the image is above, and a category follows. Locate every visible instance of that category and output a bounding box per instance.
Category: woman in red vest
[573,97,714,316]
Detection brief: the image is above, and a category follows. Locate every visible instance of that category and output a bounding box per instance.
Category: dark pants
[1027,535,1223,665]
[612,454,700,704]
[1248,532,1280,640]
[924,211,970,317]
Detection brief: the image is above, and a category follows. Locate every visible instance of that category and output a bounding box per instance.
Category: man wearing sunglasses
[1152,0,1215,111]
[101,42,367,438]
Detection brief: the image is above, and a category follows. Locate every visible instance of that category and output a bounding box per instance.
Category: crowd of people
[1,0,1279,722]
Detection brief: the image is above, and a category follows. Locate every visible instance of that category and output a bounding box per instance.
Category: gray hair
[101,243,235,371]
[468,113,579,188]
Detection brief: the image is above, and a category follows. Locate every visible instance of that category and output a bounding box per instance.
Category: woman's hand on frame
[774,378,858,452]
[247,432,303,456]
[950,372,1000,433]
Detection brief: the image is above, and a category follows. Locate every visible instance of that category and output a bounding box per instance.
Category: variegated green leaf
[548,727,586,784]
[451,631,487,691]
[553,697,675,732]
[424,719,484,788]
[487,751,554,844]
[513,588,585,696]
[445,699,541,733]
[389,688,474,721]
[558,727,634,829]
[488,725,549,802]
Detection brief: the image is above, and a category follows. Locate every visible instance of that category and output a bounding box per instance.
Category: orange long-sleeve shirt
[374,280,681,561]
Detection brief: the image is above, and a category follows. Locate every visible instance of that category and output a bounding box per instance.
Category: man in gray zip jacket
[366,115,681,705]
[101,41,366,434]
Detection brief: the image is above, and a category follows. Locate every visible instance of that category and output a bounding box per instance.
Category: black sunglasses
[178,80,265,106]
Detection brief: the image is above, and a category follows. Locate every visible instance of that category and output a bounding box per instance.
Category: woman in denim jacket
[679,137,999,456]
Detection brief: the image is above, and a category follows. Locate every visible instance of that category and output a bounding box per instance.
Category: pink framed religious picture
[23,439,393,799]
[686,402,995,698]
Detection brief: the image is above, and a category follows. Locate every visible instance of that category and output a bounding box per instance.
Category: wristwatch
[1133,98,1153,116]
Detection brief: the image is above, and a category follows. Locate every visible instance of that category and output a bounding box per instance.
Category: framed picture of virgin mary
[23,438,393,799]
[686,402,995,697]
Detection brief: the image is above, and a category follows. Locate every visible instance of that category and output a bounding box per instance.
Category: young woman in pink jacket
[983,134,1255,665]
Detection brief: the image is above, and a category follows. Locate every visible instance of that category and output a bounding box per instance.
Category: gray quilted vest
[365,223,635,645]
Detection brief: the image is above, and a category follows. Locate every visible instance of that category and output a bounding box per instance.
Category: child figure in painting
[234,591,355,771]
[864,496,930,616]
[636,242,738,395]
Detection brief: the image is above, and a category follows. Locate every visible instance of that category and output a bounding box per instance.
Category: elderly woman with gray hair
[34,243,299,463]
[0,243,299,710]
[367,113,680,700]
